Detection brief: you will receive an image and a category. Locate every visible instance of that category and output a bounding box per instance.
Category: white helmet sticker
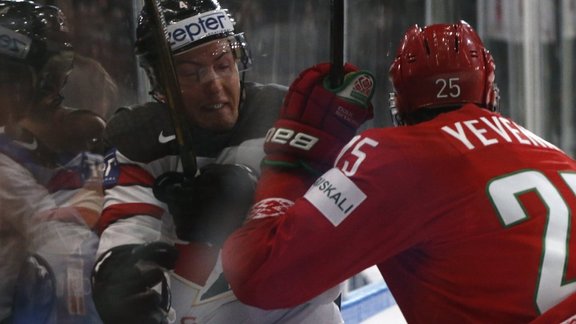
[167,9,234,52]
[0,25,32,60]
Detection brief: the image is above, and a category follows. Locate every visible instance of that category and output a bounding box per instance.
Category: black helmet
[0,0,74,103]
[136,0,252,93]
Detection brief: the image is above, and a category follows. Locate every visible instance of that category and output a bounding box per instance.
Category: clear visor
[174,34,251,85]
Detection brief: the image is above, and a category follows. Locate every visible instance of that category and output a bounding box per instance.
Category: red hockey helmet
[389,21,497,125]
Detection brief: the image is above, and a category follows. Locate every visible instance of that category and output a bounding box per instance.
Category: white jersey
[97,82,344,324]
[0,151,46,321]
[0,128,103,323]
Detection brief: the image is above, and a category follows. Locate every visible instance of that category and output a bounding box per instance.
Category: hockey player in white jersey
[91,0,344,323]
[0,1,104,323]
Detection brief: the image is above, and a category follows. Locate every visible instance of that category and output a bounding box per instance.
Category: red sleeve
[252,167,315,202]
[223,165,339,308]
[222,155,402,308]
[222,130,438,309]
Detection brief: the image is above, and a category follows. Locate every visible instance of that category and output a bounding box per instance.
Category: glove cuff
[261,154,324,176]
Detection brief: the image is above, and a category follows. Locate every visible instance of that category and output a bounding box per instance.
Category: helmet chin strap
[238,71,246,110]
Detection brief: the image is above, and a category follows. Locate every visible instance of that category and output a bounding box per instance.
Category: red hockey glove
[263,62,375,173]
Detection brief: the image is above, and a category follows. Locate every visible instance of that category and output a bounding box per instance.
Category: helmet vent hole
[423,39,431,55]
[407,54,416,63]
[470,50,478,57]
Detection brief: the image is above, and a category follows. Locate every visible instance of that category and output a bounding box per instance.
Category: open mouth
[206,103,224,110]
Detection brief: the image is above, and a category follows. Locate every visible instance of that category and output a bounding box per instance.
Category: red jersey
[223,104,576,323]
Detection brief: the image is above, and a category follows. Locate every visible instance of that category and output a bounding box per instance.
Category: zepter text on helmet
[168,9,234,52]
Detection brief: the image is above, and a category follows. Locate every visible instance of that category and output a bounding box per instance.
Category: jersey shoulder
[242,82,287,117]
[105,102,178,163]
[244,81,288,103]
[232,82,288,142]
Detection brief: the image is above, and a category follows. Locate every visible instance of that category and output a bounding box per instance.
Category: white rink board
[341,280,406,324]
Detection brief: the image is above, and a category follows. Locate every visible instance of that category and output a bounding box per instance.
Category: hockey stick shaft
[145,0,197,176]
[330,0,345,88]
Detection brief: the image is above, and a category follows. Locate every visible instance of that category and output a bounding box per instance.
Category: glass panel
[26,1,575,320]
[46,0,140,119]
[478,0,576,156]
[41,0,575,154]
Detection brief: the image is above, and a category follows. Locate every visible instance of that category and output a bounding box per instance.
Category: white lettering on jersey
[441,115,561,152]
[304,168,366,226]
[560,314,576,324]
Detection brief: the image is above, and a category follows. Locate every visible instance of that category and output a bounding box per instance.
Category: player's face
[175,39,241,131]
[35,52,73,111]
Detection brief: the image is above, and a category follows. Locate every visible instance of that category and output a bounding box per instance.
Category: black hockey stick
[145,0,197,177]
[330,2,345,310]
[329,0,345,88]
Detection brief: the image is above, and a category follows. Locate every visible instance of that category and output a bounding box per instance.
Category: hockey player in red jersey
[222,21,576,322]
[90,0,375,323]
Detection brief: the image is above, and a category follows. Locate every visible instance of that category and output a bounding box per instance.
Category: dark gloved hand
[264,62,375,173]
[11,254,56,324]
[153,164,257,245]
[91,242,178,324]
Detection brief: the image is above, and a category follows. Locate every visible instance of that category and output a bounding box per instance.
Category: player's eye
[214,62,232,73]
[178,65,199,76]
[177,65,202,81]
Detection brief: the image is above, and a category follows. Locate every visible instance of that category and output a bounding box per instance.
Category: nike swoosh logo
[15,138,38,150]
[158,131,176,144]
